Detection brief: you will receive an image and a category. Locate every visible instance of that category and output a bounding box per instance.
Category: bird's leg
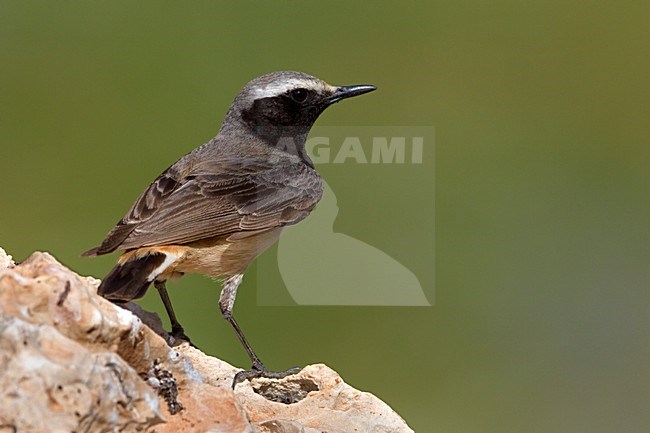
[219,274,301,388]
[154,280,194,346]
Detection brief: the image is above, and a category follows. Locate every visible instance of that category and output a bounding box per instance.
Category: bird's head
[221,71,376,146]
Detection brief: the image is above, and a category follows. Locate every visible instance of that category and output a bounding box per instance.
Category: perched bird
[83,71,376,386]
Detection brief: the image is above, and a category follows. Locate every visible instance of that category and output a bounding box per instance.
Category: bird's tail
[97,252,167,302]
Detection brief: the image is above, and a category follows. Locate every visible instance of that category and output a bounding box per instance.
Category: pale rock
[240,364,413,433]
[0,315,163,433]
[0,248,415,432]
[0,247,14,269]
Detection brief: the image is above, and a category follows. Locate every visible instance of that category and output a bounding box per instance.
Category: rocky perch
[0,247,413,433]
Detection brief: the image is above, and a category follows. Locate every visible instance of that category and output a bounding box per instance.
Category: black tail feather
[98,252,167,302]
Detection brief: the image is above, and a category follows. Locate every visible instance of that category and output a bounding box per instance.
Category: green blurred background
[1,1,648,432]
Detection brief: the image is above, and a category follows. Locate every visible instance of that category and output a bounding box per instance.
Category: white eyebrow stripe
[252,79,335,99]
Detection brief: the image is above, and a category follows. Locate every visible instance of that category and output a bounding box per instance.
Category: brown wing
[84,156,323,255]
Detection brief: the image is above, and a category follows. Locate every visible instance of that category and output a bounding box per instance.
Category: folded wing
[84,156,323,255]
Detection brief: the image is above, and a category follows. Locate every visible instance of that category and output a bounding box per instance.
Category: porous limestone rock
[0,315,163,433]
[0,247,14,269]
[0,248,414,433]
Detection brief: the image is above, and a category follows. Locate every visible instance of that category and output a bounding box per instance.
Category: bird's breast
[167,227,284,279]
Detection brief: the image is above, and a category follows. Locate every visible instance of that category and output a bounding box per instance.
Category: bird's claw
[231,365,301,389]
[168,325,198,349]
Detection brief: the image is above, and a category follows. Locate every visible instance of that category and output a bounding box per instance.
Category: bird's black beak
[327,84,377,104]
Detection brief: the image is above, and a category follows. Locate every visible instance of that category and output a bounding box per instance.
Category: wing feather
[86,155,323,255]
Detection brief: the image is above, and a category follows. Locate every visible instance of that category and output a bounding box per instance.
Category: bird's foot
[231,362,301,389]
[168,325,198,349]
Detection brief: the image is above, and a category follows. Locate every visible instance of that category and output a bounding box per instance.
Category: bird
[83,71,376,387]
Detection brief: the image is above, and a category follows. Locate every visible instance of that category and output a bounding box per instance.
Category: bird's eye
[289,88,309,103]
